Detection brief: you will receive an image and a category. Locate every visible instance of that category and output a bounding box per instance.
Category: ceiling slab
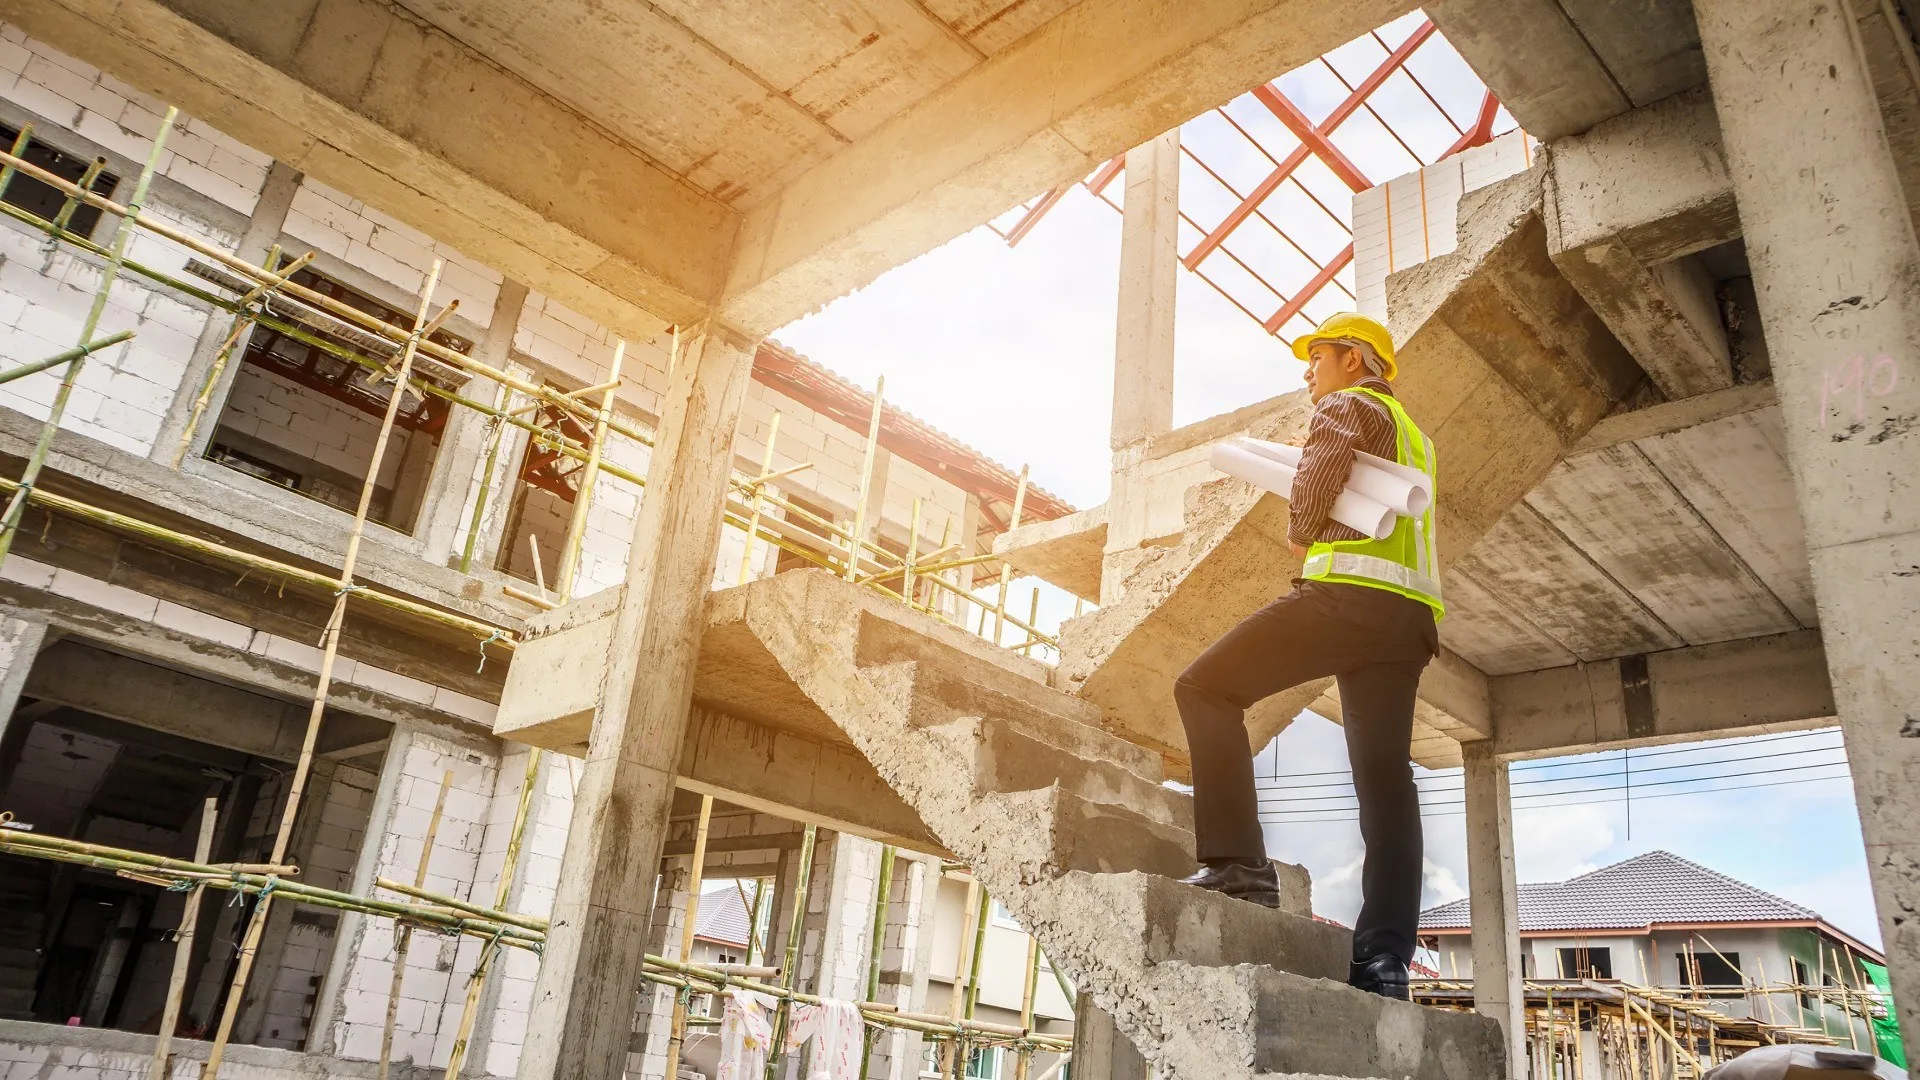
[1525,444,1799,644]
[1632,404,1818,627]
[1439,568,1581,676]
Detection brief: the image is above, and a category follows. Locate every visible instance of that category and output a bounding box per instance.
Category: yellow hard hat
[1291,312,1397,381]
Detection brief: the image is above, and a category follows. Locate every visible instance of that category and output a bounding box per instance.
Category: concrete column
[1102,129,1180,605]
[1070,997,1149,1080]
[1109,128,1180,449]
[417,278,530,561]
[1462,741,1525,1078]
[152,160,303,464]
[518,322,760,1080]
[0,611,50,725]
[1697,2,1920,1068]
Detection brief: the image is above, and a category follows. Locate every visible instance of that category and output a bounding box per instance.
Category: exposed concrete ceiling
[1440,387,1814,676]
[1428,0,1706,140]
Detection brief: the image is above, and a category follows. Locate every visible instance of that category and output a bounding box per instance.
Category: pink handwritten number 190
[1818,355,1900,428]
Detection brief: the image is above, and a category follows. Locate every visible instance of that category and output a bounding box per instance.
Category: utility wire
[1257,768,1854,825]
[1252,728,1838,783]
[1254,741,1850,802]
[1254,756,1853,813]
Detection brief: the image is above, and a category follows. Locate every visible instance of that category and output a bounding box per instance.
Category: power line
[1254,742,1850,803]
[1253,727,1840,784]
[1257,768,1855,825]
[1254,756,1853,813]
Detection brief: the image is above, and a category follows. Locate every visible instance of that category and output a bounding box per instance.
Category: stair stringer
[732,571,1500,1080]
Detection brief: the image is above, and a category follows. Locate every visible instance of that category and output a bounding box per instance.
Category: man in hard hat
[1174,311,1443,1002]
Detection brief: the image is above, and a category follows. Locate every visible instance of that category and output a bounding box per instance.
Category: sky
[769,16,1883,952]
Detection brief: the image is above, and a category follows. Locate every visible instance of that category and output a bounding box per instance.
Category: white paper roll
[1239,438,1431,517]
[1208,443,1398,540]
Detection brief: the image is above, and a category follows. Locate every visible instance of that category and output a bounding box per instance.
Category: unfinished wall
[282,179,503,324]
[1351,129,1536,316]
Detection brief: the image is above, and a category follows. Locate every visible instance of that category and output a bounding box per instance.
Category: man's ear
[1343,346,1364,374]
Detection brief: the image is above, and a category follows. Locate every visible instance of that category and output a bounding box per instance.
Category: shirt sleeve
[1287,393,1390,547]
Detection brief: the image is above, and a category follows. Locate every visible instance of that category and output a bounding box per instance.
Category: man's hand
[1289,541,1308,561]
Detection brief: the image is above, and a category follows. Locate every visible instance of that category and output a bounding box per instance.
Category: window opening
[0,123,118,240]
[497,397,589,587]
[205,267,468,532]
[1556,946,1614,980]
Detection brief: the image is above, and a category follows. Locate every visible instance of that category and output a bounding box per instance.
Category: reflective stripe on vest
[1300,385,1444,616]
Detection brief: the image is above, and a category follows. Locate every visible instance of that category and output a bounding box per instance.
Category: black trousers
[1175,579,1438,963]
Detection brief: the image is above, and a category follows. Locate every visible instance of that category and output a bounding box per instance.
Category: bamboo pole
[376,878,549,932]
[904,498,920,604]
[858,845,898,1079]
[0,124,33,200]
[942,878,983,1078]
[0,330,136,386]
[846,376,885,581]
[457,382,515,574]
[739,411,781,586]
[527,533,549,600]
[1829,946,1862,1051]
[765,823,820,1080]
[148,796,217,1080]
[556,339,625,600]
[0,474,510,644]
[0,107,175,568]
[746,875,769,966]
[952,884,993,1080]
[991,467,1029,644]
[379,770,452,1080]
[203,259,450,1080]
[1816,946,1833,1040]
[443,747,546,1079]
[50,156,106,233]
[1014,934,1042,1080]
[1018,587,1041,657]
[662,794,715,1080]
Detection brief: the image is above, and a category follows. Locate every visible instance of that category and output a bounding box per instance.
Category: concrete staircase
[719,569,1504,1080]
[1052,167,1650,773]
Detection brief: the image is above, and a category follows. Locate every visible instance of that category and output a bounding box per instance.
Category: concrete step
[1073,871,1346,982]
[0,945,39,971]
[937,715,1191,831]
[1246,965,1503,1079]
[977,787,1193,881]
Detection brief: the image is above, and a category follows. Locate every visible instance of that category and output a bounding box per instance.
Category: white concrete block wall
[283,179,502,322]
[331,733,498,1068]
[471,748,574,1077]
[1351,130,1535,318]
[5,722,116,834]
[216,365,421,490]
[570,429,649,598]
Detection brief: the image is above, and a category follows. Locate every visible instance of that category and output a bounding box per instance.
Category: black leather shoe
[1176,860,1282,908]
[1349,954,1411,1000]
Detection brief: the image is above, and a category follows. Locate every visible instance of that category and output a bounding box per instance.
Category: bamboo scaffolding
[0,108,175,569]
[203,259,453,1080]
[0,329,136,386]
[766,823,820,1080]
[662,793,714,1080]
[379,770,453,1080]
[843,376,886,581]
[171,248,318,467]
[992,467,1030,644]
[858,844,898,1078]
[739,411,782,585]
[1014,934,1042,1080]
[556,339,626,600]
[147,796,217,1080]
[942,877,983,1078]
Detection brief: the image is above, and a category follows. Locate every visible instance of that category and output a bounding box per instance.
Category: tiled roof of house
[693,882,757,948]
[1420,851,1821,932]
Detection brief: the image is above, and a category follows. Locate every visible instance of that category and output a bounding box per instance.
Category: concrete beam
[9,0,734,334]
[1545,91,1742,398]
[677,705,938,852]
[718,0,1415,332]
[1490,630,1834,760]
[1571,379,1776,455]
[1426,0,1629,141]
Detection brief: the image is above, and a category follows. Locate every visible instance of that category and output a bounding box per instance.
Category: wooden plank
[1455,501,1682,660]
[1524,445,1799,644]
[1633,405,1818,626]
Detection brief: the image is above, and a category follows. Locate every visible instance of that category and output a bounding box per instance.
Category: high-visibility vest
[1299,386,1444,618]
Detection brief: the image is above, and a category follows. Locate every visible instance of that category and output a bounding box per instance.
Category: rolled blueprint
[1208,442,1397,540]
[1237,438,1431,517]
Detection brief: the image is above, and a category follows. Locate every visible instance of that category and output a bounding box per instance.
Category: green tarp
[1860,960,1905,1068]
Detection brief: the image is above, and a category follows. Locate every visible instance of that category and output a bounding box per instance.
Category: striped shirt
[1286,376,1399,548]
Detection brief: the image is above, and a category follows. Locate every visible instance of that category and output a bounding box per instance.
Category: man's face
[1304,342,1358,402]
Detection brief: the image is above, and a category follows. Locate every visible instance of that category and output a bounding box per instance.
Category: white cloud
[1513,802,1617,882]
